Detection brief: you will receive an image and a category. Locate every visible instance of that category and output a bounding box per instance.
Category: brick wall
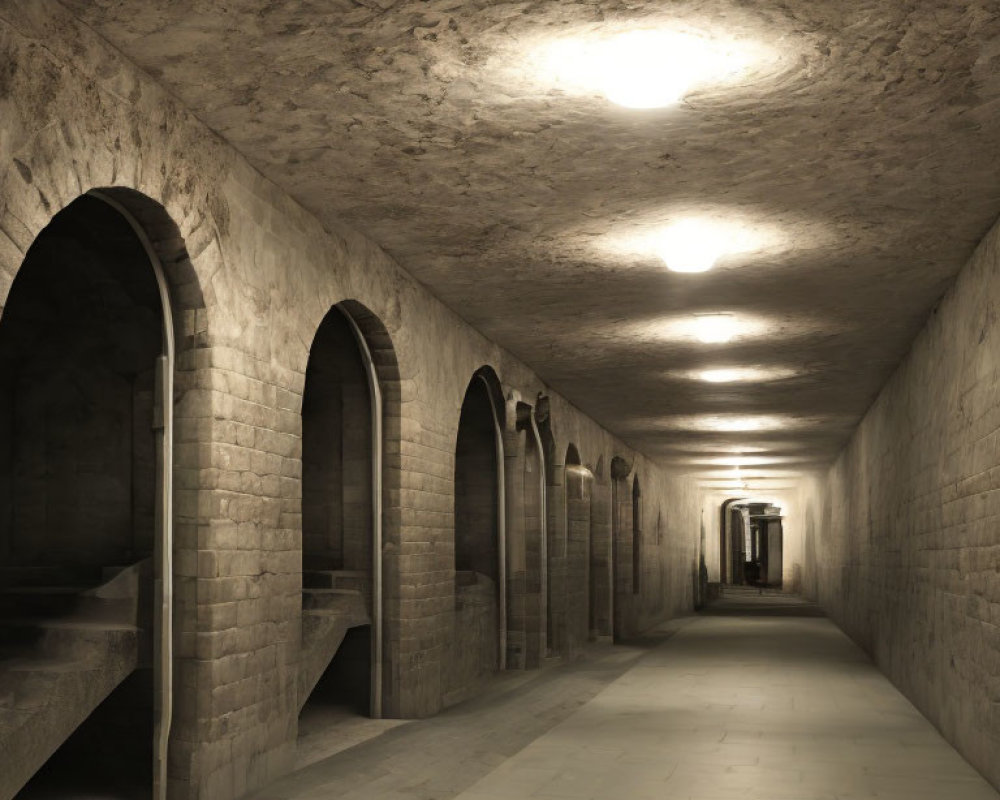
[796,217,1000,790]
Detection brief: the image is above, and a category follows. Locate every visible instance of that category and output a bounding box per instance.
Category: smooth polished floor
[254,589,1000,800]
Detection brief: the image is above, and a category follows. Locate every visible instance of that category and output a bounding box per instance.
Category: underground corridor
[4,3,1000,800]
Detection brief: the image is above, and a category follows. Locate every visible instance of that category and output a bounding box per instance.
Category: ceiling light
[694,366,800,383]
[661,415,793,432]
[710,416,778,431]
[625,312,777,346]
[656,218,727,272]
[694,314,738,343]
[701,368,746,382]
[598,31,713,109]
[539,30,759,109]
[699,456,787,467]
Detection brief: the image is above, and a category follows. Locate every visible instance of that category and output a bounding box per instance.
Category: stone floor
[296,703,409,770]
[253,588,1000,800]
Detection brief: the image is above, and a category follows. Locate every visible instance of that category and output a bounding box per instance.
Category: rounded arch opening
[449,366,506,694]
[588,454,612,642]
[720,497,783,589]
[720,496,747,585]
[298,299,402,745]
[0,190,201,800]
[609,455,631,641]
[564,444,593,656]
[513,400,547,670]
[632,475,642,596]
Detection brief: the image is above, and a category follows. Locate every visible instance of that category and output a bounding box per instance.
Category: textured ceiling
[65,0,1000,488]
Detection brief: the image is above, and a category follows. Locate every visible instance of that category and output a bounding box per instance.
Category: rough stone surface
[796,213,1000,790]
[59,0,1000,475]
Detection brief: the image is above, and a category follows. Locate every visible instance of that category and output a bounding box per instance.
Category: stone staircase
[0,561,147,800]
[298,569,371,712]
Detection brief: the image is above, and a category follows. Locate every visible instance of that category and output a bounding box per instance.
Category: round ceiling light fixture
[598,31,710,108]
[694,366,801,383]
[694,314,739,344]
[537,29,763,109]
[663,414,794,432]
[655,218,728,273]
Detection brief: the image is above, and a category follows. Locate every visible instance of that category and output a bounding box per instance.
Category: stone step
[301,599,370,641]
[0,632,139,799]
[0,618,139,663]
[298,584,371,713]
[302,587,365,612]
[0,560,147,796]
[0,586,137,623]
[0,565,101,590]
[303,569,370,593]
[456,570,479,588]
[0,656,94,710]
[0,586,88,619]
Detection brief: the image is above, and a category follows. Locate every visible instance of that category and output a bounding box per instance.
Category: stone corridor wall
[0,4,700,799]
[798,217,1000,790]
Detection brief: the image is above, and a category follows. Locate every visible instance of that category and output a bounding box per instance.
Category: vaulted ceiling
[65,0,1000,490]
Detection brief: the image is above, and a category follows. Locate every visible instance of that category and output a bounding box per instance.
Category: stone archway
[448,367,506,698]
[0,189,204,800]
[564,445,593,656]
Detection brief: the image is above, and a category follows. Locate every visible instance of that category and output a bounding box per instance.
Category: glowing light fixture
[709,416,781,432]
[598,31,709,108]
[701,455,786,467]
[695,366,800,383]
[701,368,747,382]
[656,218,728,273]
[661,414,793,432]
[626,312,771,346]
[539,30,760,109]
[694,314,739,344]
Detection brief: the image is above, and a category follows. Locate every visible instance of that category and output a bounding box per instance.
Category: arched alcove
[654,508,666,612]
[632,476,642,596]
[518,402,546,669]
[333,300,403,717]
[298,305,374,745]
[533,397,562,659]
[0,191,196,799]
[609,456,631,642]
[564,445,592,656]
[302,307,372,577]
[588,455,612,641]
[296,299,402,751]
[449,367,505,695]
